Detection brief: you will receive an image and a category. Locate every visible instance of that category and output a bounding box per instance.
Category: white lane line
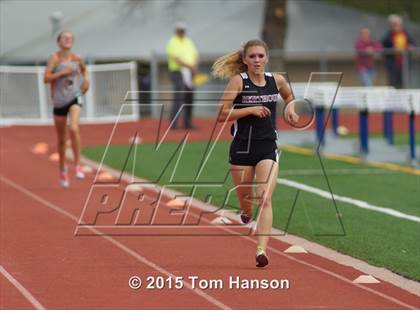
[0,265,46,310]
[0,176,232,310]
[280,168,398,176]
[277,178,420,223]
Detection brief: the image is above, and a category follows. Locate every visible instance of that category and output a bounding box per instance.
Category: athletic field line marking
[277,178,420,223]
[0,265,46,310]
[280,168,399,175]
[0,176,232,310]
[280,144,420,176]
[80,157,419,308]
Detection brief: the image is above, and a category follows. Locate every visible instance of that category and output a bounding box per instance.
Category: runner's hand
[249,106,271,118]
[81,80,90,93]
[286,108,299,125]
[60,66,74,77]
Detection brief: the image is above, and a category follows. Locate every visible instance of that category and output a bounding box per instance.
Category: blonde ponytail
[211,50,247,79]
[211,39,269,80]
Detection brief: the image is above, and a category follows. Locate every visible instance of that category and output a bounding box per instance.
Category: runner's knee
[68,124,79,135]
[260,197,272,209]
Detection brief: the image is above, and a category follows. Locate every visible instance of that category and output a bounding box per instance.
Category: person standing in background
[166,22,199,129]
[382,14,415,89]
[354,28,382,86]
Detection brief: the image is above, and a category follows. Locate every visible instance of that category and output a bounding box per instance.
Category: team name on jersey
[242,94,279,104]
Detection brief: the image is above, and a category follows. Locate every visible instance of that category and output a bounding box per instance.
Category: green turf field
[341,132,420,146]
[83,140,420,280]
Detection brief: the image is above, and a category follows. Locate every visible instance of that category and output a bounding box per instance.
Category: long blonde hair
[211,39,269,79]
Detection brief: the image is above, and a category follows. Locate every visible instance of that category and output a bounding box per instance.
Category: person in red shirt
[355,28,382,86]
[381,14,416,88]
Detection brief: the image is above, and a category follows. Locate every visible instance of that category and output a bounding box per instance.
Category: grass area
[340,132,420,146]
[322,0,420,23]
[83,140,420,280]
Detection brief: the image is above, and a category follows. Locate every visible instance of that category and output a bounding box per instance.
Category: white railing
[290,83,420,113]
[0,62,138,125]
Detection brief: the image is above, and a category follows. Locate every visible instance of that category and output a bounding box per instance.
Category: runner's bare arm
[74,54,90,93]
[274,73,294,104]
[43,54,70,83]
[274,73,299,124]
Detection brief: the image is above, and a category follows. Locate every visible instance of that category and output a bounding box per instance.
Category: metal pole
[315,106,325,147]
[129,61,139,120]
[359,92,369,158]
[408,93,416,166]
[383,110,388,140]
[331,108,339,136]
[37,67,48,122]
[359,109,369,157]
[408,110,416,165]
[388,111,394,145]
[150,50,159,118]
[85,63,95,120]
[402,49,410,89]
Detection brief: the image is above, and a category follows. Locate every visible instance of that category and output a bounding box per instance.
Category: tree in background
[263,0,287,72]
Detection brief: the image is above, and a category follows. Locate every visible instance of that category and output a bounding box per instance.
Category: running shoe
[239,208,252,224]
[256,247,269,268]
[75,165,85,179]
[60,169,69,188]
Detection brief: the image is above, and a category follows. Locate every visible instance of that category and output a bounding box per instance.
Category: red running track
[1,122,419,310]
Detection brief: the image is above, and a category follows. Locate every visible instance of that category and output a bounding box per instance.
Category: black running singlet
[231,72,279,141]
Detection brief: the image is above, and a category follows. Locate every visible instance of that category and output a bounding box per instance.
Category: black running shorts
[229,139,279,166]
[53,98,81,117]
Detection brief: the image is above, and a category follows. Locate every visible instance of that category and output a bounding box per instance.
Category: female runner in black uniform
[212,40,298,267]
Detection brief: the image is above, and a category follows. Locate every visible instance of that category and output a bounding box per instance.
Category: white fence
[290,83,420,113]
[0,62,138,125]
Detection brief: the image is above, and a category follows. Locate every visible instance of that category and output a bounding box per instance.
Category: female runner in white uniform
[44,31,90,188]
